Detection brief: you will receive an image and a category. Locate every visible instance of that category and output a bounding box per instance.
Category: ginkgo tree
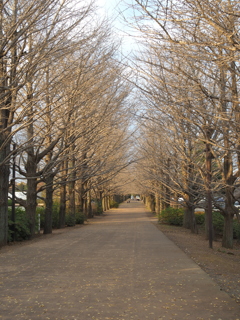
[0,0,87,245]
[0,0,134,245]
[126,0,240,248]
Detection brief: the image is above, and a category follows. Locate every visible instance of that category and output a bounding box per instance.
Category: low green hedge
[8,207,31,241]
[65,212,85,226]
[195,213,205,225]
[39,202,86,228]
[8,203,86,242]
[158,207,184,226]
[158,207,240,240]
[110,200,119,208]
[212,211,240,240]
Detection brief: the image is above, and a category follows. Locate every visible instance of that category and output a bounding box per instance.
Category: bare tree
[124,0,240,248]
[0,0,68,246]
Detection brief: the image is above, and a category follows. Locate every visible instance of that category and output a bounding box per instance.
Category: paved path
[0,201,240,320]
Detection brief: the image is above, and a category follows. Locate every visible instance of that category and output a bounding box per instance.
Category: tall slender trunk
[222,214,234,249]
[43,66,53,234]
[1,0,19,245]
[159,183,164,212]
[205,140,213,248]
[44,174,54,234]
[222,187,235,248]
[220,66,235,249]
[25,72,38,238]
[183,193,197,233]
[87,191,93,219]
[98,191,103,214]
[183,194,191,229]
[0,145,9,246]
[68,176,76,226]
[155,192,160,215]
[149,194,155,212]
[164,158,171,208]
[59,182,66,228]
[26,151,37,238]
[102,194,106,211]
[59,160,67,228]
[182,162,196,232]
[77,179,84,213]
[0,1,10,246]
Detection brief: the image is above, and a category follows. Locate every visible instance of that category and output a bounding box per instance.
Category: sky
[97,0,121,16]
[96,0,137,55]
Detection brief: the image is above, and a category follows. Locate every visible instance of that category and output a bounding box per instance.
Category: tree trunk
[183,205,191,229]
[183,194,197,232]
[0,1,9,246]
[205,139,213,248]
[155,192,160,215]
[172,192,178,208]
[77,180,84,214]
[189,206,197,233]
[25,150,38,238]
[59,182,66,228]
[222,214,234,249]
[102,195,107,211]
[68,179,76,226]
[59,160,67,228]
[165,158,171,208]
[68,151,76,226]
[183,194,191,229]
[0,161,9,246]
[222,188,235,249]
[87,191,93,219]
[106,196,110,211]
[98,191,103,214]
[150,194,155,212]
[44,174,54,234]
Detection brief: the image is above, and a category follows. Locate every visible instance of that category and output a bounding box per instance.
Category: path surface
[0,201,240,320]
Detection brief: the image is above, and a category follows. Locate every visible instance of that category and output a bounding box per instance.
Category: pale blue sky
[96,0,138,55]
[97,0,120,13]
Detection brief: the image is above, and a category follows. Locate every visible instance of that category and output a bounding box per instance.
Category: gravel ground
[0,202,240,320]
[153,221,240,305]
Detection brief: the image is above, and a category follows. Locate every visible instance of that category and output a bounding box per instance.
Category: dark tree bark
[59,160,68,228]
[44,173,54,234]
[205,139,213,248]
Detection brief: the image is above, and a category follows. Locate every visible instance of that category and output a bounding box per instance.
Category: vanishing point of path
[0,201,240,320]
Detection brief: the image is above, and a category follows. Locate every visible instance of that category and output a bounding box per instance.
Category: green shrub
[233,220,240,240]
[212,211,224,236]
[76,212,85,224]
[37,202,60,229]
[51,203,60,228]
[8,207,31,241]
[110,200,119,208]
[195,213,205,225]
[65,214,75,227]
[36,206,45,229]
[158,207,184,226]
[95,200,103,215]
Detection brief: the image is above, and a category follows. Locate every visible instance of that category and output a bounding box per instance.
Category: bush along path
[158,207,240,242]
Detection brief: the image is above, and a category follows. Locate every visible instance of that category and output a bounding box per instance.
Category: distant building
[8,192,27,200]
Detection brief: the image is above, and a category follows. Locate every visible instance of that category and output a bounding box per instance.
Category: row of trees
[127,0,240,248]
[0,0,133,246]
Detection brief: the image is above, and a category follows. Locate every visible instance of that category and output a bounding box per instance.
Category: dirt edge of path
[151,217,240,305]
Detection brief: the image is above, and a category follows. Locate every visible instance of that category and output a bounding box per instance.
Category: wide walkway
[0,201,240,320]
